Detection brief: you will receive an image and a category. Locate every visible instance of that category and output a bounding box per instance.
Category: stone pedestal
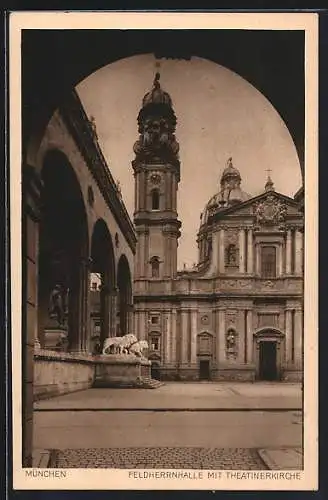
[93,354,151,388]
[44,320,68,352]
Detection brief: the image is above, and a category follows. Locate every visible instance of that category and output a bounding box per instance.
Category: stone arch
[37,149,89,352]
[23,30,304,176]
[90,219,116,348]
[117,254,133,337]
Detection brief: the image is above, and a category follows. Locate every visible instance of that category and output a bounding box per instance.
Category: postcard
[9,10,318,491]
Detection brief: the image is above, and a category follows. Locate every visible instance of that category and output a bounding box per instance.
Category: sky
[76,54,302,269]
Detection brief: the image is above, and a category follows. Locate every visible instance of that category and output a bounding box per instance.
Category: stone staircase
[139,377,165,389]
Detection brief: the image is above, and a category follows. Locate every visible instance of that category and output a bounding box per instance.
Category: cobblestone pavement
[54,447,267,470]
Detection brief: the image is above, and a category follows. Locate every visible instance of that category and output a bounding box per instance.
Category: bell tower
[132,73,181,279]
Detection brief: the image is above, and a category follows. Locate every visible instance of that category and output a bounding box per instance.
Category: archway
[22,30,305,176]
[117,255,133,336]
[253,328,285,381]
[90,219,116,351]
[37,150,89,352]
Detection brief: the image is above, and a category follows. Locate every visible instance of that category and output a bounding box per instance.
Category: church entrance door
[151,363,161,380]
[199,360,210,380]
[259,341,277,380]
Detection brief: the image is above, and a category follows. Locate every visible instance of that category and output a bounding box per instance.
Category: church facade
[132,74,303,382]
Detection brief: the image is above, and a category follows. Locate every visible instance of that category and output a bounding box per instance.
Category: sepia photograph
[9,11,318,490]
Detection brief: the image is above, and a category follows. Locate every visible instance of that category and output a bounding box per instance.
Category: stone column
[172,176,177,212]
[214,309,219,364]
[126,304,133,335]
[141,310,148,341]
[218,228,225,274]
[207,232,217,274]
[294,308,303,369]
[80,257,91,353]
[109,288,118,338]
[218,308,226,363]
[294,230,303,275]
[165,311,171,363]
[247,229,253,274]
[239,228,246,273]
[140,171,146,210]
[137,233,144,279]
[144,229,149,278]
[246,309,253,364]
[190,310,198,364]
[255,243,260,275]
[278,244,283,276]
[286,228,292,274]
[285,308,293,364]
[171,308,177,363]
[180,310,189,364]
[135,172,139,212]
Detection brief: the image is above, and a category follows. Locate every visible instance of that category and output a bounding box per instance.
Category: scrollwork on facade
[253,194,287,229]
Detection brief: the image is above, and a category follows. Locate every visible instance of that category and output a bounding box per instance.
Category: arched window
[261,246,276,278]
[151,189,160,210]
[150,256,160,278]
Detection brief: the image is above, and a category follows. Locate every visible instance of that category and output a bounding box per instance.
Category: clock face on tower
[150,173,161,185]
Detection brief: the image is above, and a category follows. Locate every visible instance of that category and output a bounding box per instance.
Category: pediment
[216,191,302,226]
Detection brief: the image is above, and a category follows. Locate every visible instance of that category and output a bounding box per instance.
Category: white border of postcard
[10,11,318,491]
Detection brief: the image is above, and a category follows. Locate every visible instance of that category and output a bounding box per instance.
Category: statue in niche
[48,284,66,326]
[226,328,238,360]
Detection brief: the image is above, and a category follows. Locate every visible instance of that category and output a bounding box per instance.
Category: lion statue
[128,340,149,357]
[102,333,138,355]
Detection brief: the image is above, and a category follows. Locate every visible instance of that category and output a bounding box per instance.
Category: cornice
[59,90,137,253]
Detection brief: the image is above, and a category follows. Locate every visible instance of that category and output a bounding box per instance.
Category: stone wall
[34,350,95,400]
[34,352,152,398]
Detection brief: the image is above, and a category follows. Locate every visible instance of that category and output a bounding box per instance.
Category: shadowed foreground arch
[37,149,89,352]
[22,29,304,176]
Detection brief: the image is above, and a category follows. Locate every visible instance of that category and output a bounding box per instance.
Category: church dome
[221,157,241,183]
[142,73,173,108]
[200,158,251,225]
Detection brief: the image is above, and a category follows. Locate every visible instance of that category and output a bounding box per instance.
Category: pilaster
[239,228,246,274]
